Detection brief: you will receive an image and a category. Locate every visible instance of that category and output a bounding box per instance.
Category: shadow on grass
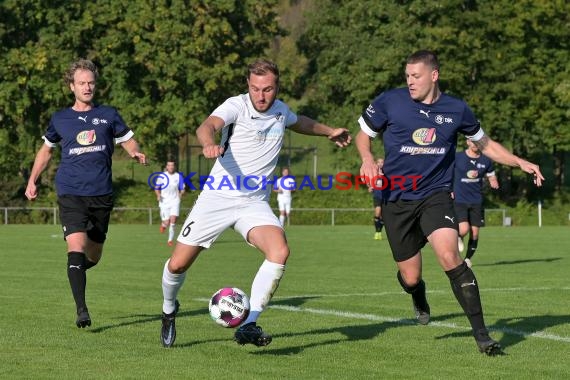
[476,257,562,266]
[494,314,570,349]
[88,308,209,334]
[434,314,570,353]
[251,322,402,356]
[252,312,467,356]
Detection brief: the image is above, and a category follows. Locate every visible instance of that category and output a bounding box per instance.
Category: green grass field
[1,225,569,379]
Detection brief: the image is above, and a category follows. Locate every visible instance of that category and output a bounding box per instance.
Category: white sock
[242,260,285,325]
[162,259,186,314]
[279,215,285,226]
[168,224,176,242]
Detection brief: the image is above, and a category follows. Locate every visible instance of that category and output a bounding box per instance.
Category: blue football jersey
[453,151,494,204]
[43,105,133,196]
[359,88,482,201]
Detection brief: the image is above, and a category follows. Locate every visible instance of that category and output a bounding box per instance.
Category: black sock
[445,262,486,335]
[466,239,478,259]
[84,259,98,270]
[374,217,384,232]
[67,252,87,312]
[397,271,429,311]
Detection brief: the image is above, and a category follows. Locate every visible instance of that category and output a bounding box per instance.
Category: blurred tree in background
[1,0,568,206]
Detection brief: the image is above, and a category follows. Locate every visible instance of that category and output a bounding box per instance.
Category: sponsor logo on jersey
[255,126,284,142]
[92,118,108,125]
[399,146,446,155]
[69,145,106,155]
[76,130,96,145]
[412,128,436,146]
[435,114,453,125]
[467,170,479,179]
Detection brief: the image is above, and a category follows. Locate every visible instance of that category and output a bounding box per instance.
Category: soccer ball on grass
[208,287,250,328]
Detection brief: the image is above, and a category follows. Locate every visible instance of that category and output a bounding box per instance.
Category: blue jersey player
[454,140,499,267]
[25,59,146,328]
[356,50,544,356]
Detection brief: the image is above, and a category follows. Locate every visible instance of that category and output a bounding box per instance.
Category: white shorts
[159,201,180,220]
[277,196,292,214]
[177,193,282,248]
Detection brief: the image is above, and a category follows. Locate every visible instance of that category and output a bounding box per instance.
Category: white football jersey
[160,172,183,204]
[205,94,298,201]
[276,176,295,198]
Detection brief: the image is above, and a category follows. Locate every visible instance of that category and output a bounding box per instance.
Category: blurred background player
[453,140,499,267]
[369,158,385,240]
[25,59,146,328]
[156,160,185,246]
[274,167,295,226]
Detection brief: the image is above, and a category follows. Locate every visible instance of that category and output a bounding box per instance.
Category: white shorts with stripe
[177,192,281,248]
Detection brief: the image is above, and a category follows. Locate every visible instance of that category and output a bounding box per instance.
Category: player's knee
[397,270,422,291]
[266,245,290,265]
[168,259,189,274]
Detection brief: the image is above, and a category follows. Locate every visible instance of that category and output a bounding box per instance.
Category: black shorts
[454,202,485,227]
[373,195,383,208]
[382,191,458,262]
[58,194,114,243]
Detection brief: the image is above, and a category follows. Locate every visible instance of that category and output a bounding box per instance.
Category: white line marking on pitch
[195,296,570,343]
[268,305,570,343]
[271,286,570,299]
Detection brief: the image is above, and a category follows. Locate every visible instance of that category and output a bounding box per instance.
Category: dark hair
[64,59,99,85]
[247,59,280,85]
[406,50,440,71]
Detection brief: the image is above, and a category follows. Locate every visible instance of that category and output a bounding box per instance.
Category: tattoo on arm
[473,135,490,150]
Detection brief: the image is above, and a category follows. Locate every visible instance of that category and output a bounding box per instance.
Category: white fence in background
[1,206,509,226]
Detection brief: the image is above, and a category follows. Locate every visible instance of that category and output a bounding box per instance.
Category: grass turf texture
[0,225,569,379]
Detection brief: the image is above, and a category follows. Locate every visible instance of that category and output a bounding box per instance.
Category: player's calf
[397,271,430,325]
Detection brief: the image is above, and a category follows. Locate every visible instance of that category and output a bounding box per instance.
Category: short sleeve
[285,108,298,127]
[358,93,389,138]
[42,117,61,147]
[112,109,133,144]
[211,97,242,127]
[458,104,484,140]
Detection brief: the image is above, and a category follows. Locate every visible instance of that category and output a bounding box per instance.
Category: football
[208,287,250,328]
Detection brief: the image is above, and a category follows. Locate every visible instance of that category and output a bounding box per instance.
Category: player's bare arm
[473,136,544,186]
[197,115,226,158]
[25,144,53,200]
[121,138,146,165]
[355,130,378,184]
[488,175,499,189]
[289,115,351,147]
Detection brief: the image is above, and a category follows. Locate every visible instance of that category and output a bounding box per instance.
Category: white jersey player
[160,59,351,348]
[274,167,295,226]
[155,161,185,246]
